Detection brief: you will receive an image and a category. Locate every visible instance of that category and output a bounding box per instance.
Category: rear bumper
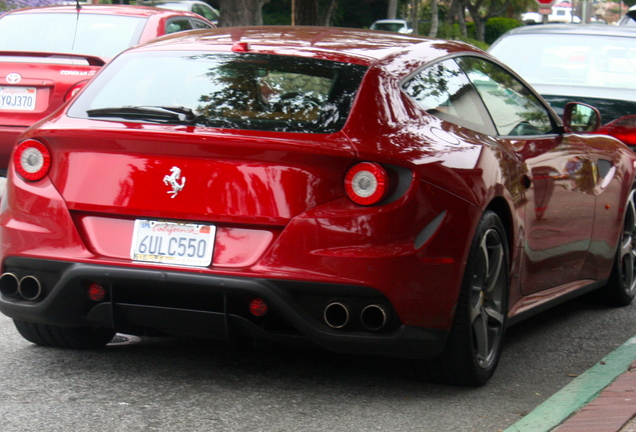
[0,257,449,359]
[0,125,23,174]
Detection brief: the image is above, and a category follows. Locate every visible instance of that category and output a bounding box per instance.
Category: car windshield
[490,33,636,90]
[68,51,367,133]
[0,12,147,58]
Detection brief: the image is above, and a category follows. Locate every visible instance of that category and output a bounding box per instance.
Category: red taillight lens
[344,162,389,206]
[64,80,89,102]
[13,139,51,181]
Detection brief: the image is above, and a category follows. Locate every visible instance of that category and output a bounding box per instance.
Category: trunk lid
[43,120,356,226]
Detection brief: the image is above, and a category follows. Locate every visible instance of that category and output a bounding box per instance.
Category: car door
[456,56,596,294]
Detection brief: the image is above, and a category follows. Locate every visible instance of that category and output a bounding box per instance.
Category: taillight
[13,139,51,181]
[64,80,89,102]
[344,162,389,206]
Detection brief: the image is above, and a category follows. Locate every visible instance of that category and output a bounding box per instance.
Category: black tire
[597,188,636,306]
[14,320,115,349]
[409,211,509,386]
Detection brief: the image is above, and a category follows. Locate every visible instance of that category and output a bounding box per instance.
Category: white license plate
[0,86,37,111]
[130,220,215,267]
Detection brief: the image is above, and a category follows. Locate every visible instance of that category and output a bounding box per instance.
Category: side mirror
[563,102,601,134]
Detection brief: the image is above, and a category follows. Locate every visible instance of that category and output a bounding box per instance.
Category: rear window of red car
[0,12,147,59]
[67,51,368,133]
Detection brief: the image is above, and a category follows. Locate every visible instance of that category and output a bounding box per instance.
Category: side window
[456,57,555,136]
[402,59,496,136]
[192,18,213,29]
[165,18,194,34]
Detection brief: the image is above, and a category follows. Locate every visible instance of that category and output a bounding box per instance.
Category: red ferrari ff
[1,27,635,386]
[0,5,214,175]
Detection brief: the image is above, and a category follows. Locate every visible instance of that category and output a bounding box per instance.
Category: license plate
[0,86,36,111]
[130,220,215,267]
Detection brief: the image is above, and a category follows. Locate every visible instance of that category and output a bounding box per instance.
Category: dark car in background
[489,24,636,150]
[1,26,635,386]
[0,5,214,175]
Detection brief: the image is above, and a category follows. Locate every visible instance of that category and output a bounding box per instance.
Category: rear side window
[402,59,497,135]
[192,18,213,29]
[402,56,555,136]
[457,57,554,136]
[165,18,194,34]
[68,52,367,133]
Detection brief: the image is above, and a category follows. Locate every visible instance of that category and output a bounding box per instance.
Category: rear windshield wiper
[86,106,199,125]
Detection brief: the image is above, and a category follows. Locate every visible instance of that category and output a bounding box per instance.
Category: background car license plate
[0,86,36,111]
[131,220,215,267]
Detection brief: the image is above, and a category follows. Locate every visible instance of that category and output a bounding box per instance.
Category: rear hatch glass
[68,51,368,133]
[0,12,147,58]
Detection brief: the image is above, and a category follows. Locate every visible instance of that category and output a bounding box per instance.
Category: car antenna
[75,0,81,10]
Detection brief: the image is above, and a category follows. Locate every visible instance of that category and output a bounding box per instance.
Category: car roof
[134,26,473,66]
[3,4,192,18]
[500,23,636,38]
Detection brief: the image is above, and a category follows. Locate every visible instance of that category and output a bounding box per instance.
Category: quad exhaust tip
[0,273,42,301]
[19,276,42,301]
[323,301,390,331]
[324,302,350,329]
[360,304,389,331]
[0,273,19,297]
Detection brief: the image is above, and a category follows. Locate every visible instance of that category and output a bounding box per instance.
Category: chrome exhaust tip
[323,302,351,329]
[0,273,19,297]
[18,275,42,301]
[360,304,389,331]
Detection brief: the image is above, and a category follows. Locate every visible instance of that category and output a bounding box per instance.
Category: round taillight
[13,139,51,181]
[344,162,389,206]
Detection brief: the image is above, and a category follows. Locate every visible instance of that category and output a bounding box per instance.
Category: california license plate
[131,220,215,267]
[0,86,36,111]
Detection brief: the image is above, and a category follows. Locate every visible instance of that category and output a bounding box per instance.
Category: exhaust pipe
[18,275,42,301]
[0,273,19,297]
[324,302,350,329]
[361,304,390,331]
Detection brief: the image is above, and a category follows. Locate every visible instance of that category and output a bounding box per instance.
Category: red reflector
[232,42,251,52]
[87,283,106,301]
[420,256,455,264]
[249,297,268,316]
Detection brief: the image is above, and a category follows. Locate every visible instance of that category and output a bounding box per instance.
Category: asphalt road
[0,293,635,432]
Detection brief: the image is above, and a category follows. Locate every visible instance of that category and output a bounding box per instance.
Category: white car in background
[522,7,581,24]
[369,19,413,34]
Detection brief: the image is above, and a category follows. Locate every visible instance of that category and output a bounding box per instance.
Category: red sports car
[1,27,635,386]
[0,5,214,175]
